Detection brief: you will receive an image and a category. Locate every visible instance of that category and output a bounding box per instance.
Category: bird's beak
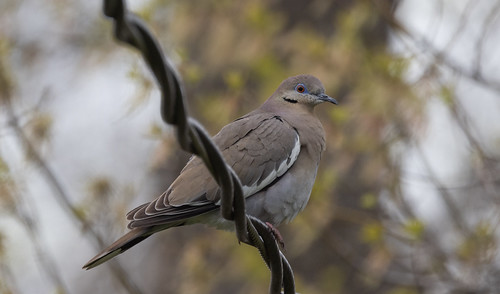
[317,93,338,105]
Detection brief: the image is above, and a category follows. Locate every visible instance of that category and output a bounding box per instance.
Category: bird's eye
[295,83,307,93]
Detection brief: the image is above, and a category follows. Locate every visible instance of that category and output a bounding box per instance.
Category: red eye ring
[296,85,305,93]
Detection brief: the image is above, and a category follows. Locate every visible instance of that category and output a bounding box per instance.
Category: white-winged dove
[83,74,337,269]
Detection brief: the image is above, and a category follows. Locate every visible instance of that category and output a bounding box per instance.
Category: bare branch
[3,83,143,294]
[373,0,500,94]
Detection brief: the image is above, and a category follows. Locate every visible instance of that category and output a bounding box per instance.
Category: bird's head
[267,74,338,112]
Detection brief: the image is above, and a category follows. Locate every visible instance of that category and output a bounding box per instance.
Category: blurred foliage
[1,0,500,293]
[25,112,53,144]
[0,41,14,104]
[0,156,16,213]
[403,219,425,241]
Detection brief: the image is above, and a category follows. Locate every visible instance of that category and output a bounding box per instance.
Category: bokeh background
[1,0,500,293]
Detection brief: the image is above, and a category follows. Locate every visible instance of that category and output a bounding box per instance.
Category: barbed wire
[102,0,295,293]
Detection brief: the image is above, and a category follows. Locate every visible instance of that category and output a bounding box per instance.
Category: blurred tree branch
[0,45,144,294]
[1,0,500,293]
[373,0,500,94]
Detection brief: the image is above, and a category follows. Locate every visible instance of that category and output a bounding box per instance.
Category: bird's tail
[82,227,153,270]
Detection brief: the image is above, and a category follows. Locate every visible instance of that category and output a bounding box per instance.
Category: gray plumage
[83,74,337,269]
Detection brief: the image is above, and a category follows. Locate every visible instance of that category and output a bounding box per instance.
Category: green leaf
[360,193,377,209]
[440,85,455,106]
[223,70,244,91]
[403,219,425,241]
[361,222,384,244]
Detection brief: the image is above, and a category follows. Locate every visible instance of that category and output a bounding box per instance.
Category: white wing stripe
[242,133,300,197]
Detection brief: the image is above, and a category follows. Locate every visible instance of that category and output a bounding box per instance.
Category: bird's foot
[265,222,285,250]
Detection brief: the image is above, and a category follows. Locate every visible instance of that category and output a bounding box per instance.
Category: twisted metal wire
[102,0,295,293]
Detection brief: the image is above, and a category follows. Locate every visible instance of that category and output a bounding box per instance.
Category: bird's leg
[265,222,285,250]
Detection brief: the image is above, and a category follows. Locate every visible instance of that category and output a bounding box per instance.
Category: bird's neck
[261,99,316,116]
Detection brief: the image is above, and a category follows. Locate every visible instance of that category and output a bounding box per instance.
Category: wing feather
[127,112,300,228]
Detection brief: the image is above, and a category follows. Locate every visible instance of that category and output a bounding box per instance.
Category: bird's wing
[127,112,300,228]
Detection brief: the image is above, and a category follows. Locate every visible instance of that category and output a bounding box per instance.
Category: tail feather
[82,228,152,270]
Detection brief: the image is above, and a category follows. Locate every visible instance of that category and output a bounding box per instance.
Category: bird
[83,74,337,269]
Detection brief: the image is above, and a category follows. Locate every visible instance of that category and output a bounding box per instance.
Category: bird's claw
[265,222,285,250]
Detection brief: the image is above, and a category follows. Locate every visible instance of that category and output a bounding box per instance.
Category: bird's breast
[244,150,320,226]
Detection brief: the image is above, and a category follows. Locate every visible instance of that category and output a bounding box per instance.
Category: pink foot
[265,222,285,250]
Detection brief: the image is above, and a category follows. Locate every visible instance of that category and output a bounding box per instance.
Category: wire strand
[102,0,295,293]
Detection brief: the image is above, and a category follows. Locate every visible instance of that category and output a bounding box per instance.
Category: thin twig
[373,0,500,94]
[4,100,143,293]
[6,178,70,294]
[473,0,500,75]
